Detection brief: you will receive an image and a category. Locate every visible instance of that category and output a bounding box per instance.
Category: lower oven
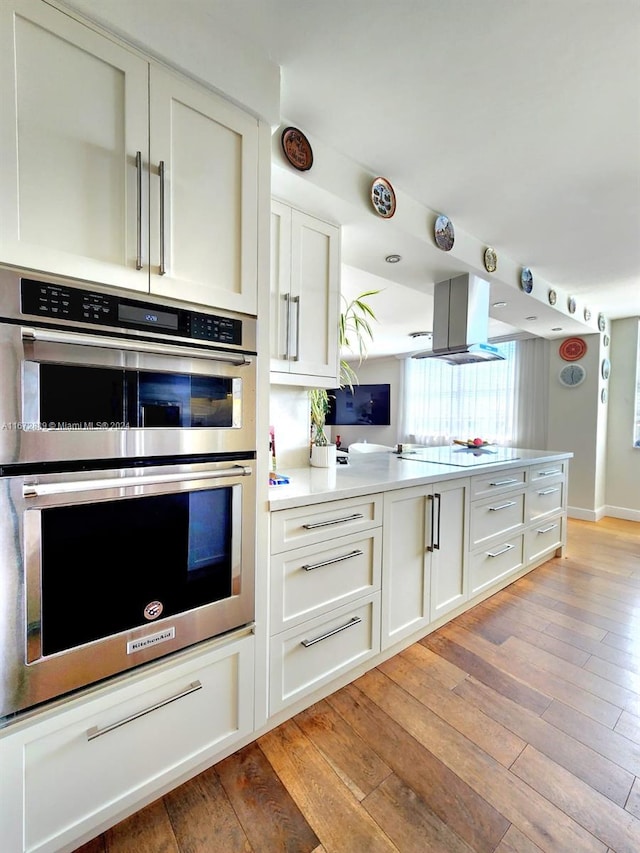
[0,456,256,722]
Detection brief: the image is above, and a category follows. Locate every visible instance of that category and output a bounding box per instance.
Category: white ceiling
[133,2,640,355]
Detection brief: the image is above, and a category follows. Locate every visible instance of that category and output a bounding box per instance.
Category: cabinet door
[270,200,293,370]
[0,0,149,292]
[149,67,259,313]
[382,485,432,649]
[430,478,469,622]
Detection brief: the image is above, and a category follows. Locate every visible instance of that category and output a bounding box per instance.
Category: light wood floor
[75,517,640,852]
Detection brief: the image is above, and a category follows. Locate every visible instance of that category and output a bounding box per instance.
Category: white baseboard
[568,505,640,523]
[604,505,640,522]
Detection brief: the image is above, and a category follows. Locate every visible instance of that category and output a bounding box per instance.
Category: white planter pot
[310,443,337,468]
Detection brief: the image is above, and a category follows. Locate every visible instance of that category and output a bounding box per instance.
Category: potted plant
[308,289,379,466]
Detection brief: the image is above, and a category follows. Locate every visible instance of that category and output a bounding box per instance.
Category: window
[403,341,518,446]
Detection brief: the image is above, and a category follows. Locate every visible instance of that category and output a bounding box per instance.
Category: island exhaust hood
[413,273,504,364]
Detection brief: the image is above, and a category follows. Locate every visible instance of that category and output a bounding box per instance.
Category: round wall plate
[520,267,533,293]
[434,214,455,250]
[559,337,587,361]
[568,296,577,314]
[598,313,606,332]
[603,334,610,347]
[558,363,586,387]
[601,388,608,404]
[281,126,313,171]
[601,358,611,380]
[370,177,396,218]
[584,307,592,321]
[548,289,557,306]
[484,246,497,273]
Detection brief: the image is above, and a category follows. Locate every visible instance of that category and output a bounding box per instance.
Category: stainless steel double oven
[0,269,257,722]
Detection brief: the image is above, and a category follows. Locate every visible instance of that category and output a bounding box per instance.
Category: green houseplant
[309,289,379,466]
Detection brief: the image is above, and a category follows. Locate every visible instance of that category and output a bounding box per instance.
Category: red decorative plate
[281,127,313,171]
[559,337,587,361]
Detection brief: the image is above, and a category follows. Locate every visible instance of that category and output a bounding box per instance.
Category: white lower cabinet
[525,513,565,564]
[469,535,525,597]
[0,632,254,853]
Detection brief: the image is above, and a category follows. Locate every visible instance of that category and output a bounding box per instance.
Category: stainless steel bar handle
[486,544,514,558]
[488,501,517,512]
[489,478,519,486]
[159,160,166,275]
[302,549,363,572]
[434,492,441,550]
[302,513,364,530]
[536,469,561,477]
[135,151,143,270]
[536,523,558,534]
[21,327,251,366]
[24,465,252,498]
[292,295,301,361]
[427,493,435,552]
[301,616,361,648]
[283,293,291,360]
[537,487,560,495]
[86,680,202,741]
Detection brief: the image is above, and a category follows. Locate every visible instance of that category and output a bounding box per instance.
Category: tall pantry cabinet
[0,0,260,315]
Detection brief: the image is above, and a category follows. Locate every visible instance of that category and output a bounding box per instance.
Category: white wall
[605,318,640,520]
[269,385,312,470]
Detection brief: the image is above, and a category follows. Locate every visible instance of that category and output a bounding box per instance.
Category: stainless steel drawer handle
[537,523,558,534]
[488,501,516,511]
[21,327,251,366]
[24,465,252,498]
[283,293,291,360]
[489,478,519,486]
[486,544,515,558]
[135,150,143,270]
[537,469,560,477]
[86,680,202,741]
[538,487,560,496]
[302,549,363,572]
[292,295,301,361]
[302,513,364,530]
[301,616,362,648]
[159,160,166,275]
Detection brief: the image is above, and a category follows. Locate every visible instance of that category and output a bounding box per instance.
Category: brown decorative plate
[484,246,497,273]
[281,127,313,171]
[559,337,587,361]
[371,177,396,218]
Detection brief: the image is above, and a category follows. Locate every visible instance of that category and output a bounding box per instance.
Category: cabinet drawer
[470,491,525,547]
[527,480,565,521]
[22,635,254,853]
[526,515,564,563]
[529,461,566,483]
[271,530,382,633]
[271,494,382,553]
[470,468,527,500]
[469,536,524,597]
[269,595,380,714]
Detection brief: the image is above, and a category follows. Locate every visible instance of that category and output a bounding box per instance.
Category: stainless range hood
[413,273,504,364]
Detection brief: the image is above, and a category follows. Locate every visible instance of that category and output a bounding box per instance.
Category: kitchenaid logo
[127,627,175,654]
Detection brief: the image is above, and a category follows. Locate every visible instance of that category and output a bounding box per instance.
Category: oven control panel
[20,279,244,347]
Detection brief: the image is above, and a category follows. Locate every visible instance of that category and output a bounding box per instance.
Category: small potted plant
[309,387,336,467]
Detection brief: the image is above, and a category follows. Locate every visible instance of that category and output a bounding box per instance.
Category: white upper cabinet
[270,199,340,385]
[0,1,260,314]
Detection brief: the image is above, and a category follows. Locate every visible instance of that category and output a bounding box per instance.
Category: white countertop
[268,448,572,510]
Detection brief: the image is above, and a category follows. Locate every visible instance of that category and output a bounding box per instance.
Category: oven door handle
[21,327,251,366]
[23,465,253,498]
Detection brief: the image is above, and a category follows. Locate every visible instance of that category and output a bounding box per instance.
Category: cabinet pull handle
[86,680,202,741]
[135,151,143,270]
[159,160,166,275]
[301,616,361,648]
[486,543,514,558]
[302,549,363,572]
[487,501,516,512]
[283,293,291,359]
[537,469,560,477]
[302,513,364,530]
[434,492,441,550]
[537,523,558,534]
[488,501,516,512]
[538,487,560,496]
[292,295,301,361]
[489,478,519,486]
[427,493,435,552]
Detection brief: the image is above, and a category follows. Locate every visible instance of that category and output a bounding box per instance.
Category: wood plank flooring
[74,517,640,852]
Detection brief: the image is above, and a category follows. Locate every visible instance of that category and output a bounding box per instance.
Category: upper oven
[0,270,257,465]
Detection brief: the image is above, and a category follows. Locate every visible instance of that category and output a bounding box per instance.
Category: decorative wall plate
[281,126,313,171]
[548,289,557,306]
[568,296,576,314]
[558,363,586,387]
[484,246,497,273]
[601,388,608,404]
[559,337,587,361]
[601,358,611,380]
[370,177,396,218]
[598,312,606,332]
[520,267,533,293]
[434,214,455,251]
[603,334,610,347]
[584,307,592,321]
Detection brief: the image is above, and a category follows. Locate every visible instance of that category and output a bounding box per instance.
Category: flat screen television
[326,383,391,426]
